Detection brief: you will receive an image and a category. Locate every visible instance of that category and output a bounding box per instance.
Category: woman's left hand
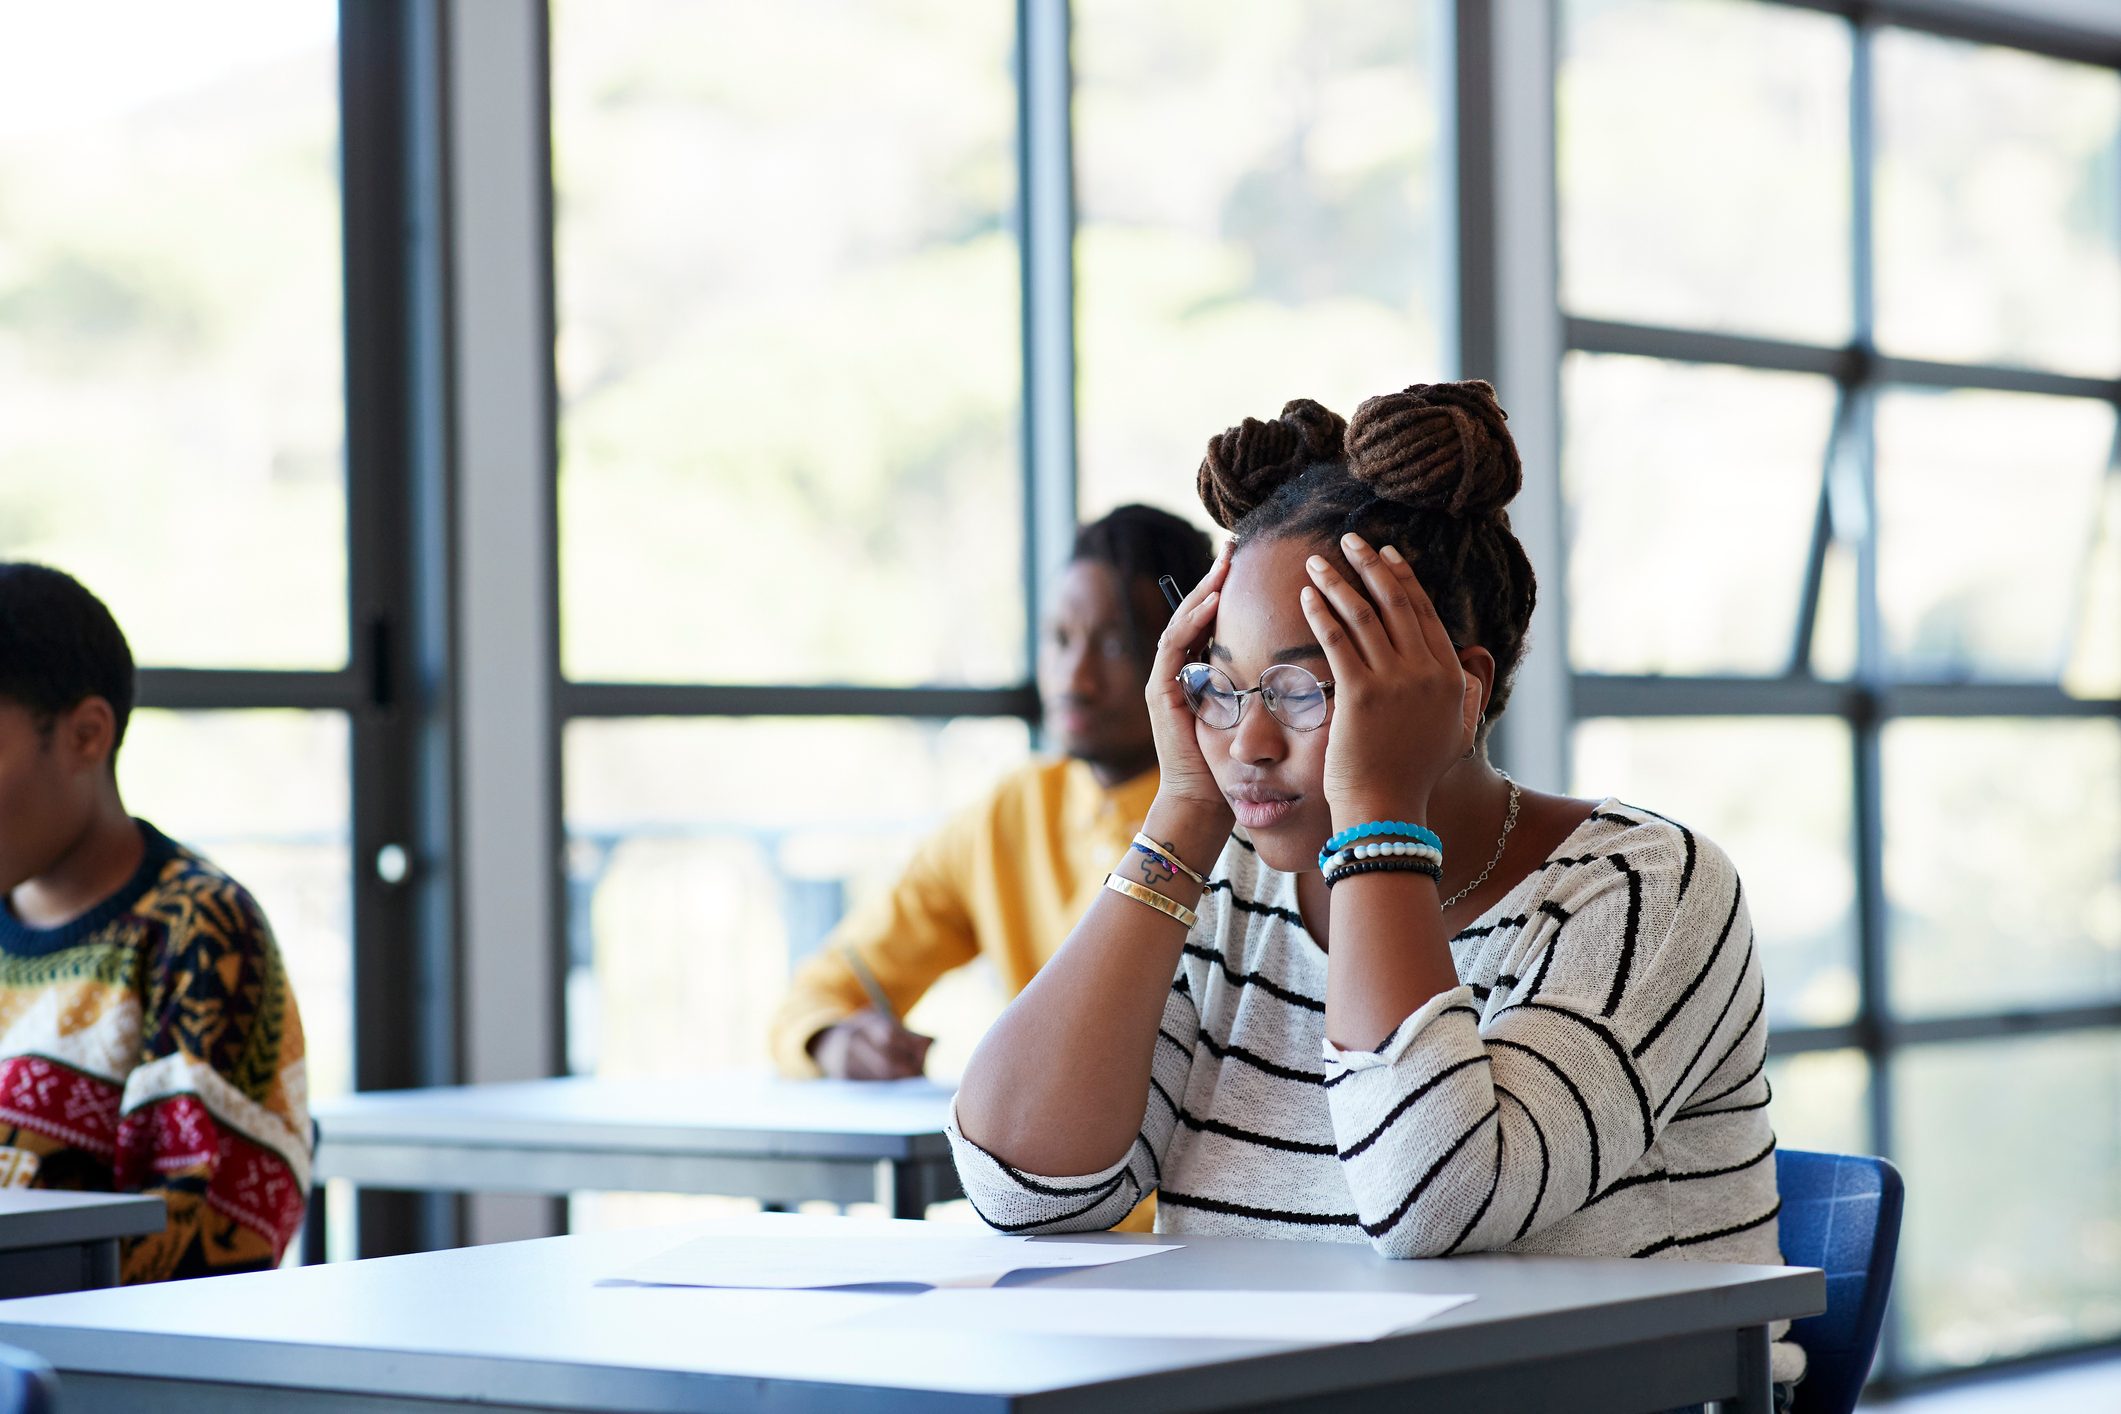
[1299,533,1482,826]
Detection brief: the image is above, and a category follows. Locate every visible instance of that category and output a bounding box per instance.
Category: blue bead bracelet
[1320,819,1442,871]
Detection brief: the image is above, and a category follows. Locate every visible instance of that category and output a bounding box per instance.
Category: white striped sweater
[949,800,1804,1384]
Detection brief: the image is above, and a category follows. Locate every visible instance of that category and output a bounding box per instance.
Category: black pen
[1158,575,1183,613]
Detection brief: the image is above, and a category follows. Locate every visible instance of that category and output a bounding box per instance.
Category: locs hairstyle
[1193,380,1537,729]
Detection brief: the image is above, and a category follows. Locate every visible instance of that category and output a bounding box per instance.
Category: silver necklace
[1441,773,1520,910]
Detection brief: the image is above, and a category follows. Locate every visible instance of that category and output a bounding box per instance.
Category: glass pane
[1875,388,2114,682]
[1762,1050,1868,1159]
[2067,473,2121,700]
[118,710,352,1104]
[1875,28,2121,376]
[1573,718,1858,1030]
[552,1,1023,686]
[1073,0,1449,523]
[563,716,1031,1080]
[0,3,346,670]
[1883,719,2121,1018]
[1896,1033,2121,1373]
[1558,0,1850,342]
[1563,355,1837,675]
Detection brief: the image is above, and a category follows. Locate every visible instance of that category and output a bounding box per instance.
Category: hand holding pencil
[806,949,934,1080]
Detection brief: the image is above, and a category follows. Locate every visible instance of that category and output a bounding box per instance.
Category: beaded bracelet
[1319,840,1443,875]
[1323,856,1443,889]
[1324,819,1442,856]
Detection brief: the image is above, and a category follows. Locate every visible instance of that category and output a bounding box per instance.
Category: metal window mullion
[1017,0,1077,710]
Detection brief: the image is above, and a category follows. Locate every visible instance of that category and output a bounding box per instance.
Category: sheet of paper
[602,1233,1181,1291]
[830,1287,1475,1344]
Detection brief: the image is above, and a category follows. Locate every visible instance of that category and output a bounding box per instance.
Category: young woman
[949,380,1802,1392]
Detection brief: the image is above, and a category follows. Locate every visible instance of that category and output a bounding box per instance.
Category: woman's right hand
[1144,542,1236,840]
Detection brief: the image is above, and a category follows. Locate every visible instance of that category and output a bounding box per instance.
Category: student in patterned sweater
[953,382,1802,1403]
[0,564,310,1281]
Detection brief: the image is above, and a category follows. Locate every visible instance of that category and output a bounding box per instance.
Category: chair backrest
[0,1343,57,1414]
[1775,1148,1904,1414]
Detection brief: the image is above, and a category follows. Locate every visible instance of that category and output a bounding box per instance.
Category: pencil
[843,948,900,1026]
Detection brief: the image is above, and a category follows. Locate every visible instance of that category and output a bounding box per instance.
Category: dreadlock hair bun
[1196,398,1347,530]
[1345,379,1520,523]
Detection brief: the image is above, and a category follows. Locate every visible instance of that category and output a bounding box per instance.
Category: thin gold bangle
[1130,832,1209,889]
[1103,873,1198,930]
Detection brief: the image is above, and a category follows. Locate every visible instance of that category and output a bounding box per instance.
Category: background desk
[311,1074,963,1234]
[0,1213,1823,1413]
[0,1191,163,1299]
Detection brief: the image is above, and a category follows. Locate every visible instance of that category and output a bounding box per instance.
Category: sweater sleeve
[767,811,984,1077]
[947,965,1198,1234]
[1321,830,1764,1259]
[117,875,312,1282]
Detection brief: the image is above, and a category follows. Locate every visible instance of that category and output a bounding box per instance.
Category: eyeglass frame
[1175,660,1337,732]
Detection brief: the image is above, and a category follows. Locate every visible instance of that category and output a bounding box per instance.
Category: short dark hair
[0,563,136,754]
[1069,504,1217,656]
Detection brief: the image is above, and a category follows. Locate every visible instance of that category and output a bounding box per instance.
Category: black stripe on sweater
[1176,1108,1337,1156]
[1183,942,1325,1013]
[965,1177,1127,1234]
[1158,1189,1359,1227]
[997,1161,1130,1200]
[1495,1000,1654,1152]
[1600,853,1644,1017]
[1490,1037,1602,1201]
[1455,914,1528,943]
[1320,1003,1482,1088]
[1359,1104,1501,1241]
[1672,1082,1774,1122]
[1495,1085,1549,1242]
[1669,1137,1776,1184]
[1623,803,1698,901]
[1656,945,1757,1118]
[1683,1050,1768,1115]
[1633,1199,1782,1257]
[1336,1054,1492,1160]
[1467,976,1518,1004]
[1586,1167,1668,1208]
[1633,880,1744,1059]
[1202,878,1306,932]
[1682,987,1766,1111]
[1442,1133,1507,1256]
[1195,1028,1325,1085]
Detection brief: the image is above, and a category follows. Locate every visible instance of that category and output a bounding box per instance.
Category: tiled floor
[1858,1356,2121,1413]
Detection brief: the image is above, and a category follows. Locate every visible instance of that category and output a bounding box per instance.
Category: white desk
[0,1191,164,1299]
[312,1074,963,1220]
[0,1212,1822,1413]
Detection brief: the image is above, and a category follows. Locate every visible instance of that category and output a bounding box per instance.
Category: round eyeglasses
[1177,662,1336,732]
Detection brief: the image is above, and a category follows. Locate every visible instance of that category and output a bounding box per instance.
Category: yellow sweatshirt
[770,757,1158,1074]
[768,757,1160,1229]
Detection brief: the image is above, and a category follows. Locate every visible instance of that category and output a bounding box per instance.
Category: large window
[1560,0,2121,1383]
[548,0,1454,1175]
[0,3,356,1108]
[1072,0,1452,522]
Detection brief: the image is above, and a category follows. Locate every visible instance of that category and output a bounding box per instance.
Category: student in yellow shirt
[769,505,1215,1083]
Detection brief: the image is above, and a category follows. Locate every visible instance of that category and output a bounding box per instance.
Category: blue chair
[0,1343,56,1414]
[1775,1149,1904,1414]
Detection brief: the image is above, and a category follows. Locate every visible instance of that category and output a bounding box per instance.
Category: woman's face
[1197,536,1337,874]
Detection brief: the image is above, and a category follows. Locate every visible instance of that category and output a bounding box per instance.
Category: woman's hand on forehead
[1298,532,1482,824]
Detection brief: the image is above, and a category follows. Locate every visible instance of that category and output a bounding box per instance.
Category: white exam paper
[603,1233,1181,1290]
[832,1287,1475,1344]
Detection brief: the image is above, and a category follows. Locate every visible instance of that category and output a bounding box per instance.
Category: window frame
[1557,0,2121,1390]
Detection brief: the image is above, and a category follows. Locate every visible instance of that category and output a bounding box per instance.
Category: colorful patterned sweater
[0,820,311,1282]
